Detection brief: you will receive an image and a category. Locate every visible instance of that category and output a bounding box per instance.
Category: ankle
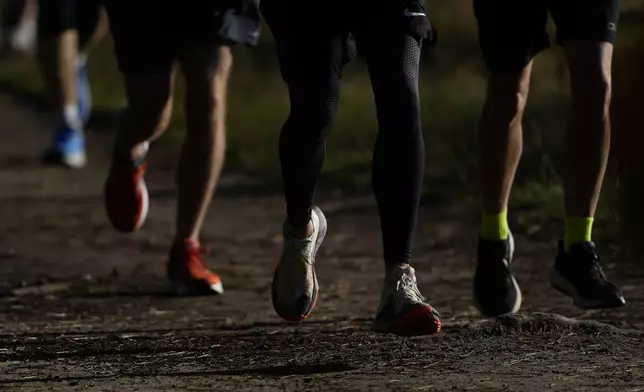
[564,216,594,252]
[114,140,149,165]
[385,262,411,272]
[480,208,510,241]
[174,237,199,249]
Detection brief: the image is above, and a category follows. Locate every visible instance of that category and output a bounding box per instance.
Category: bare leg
[115,69,175,160]
[103,68,174,233]
[37,30,78,113]
[474,62,532,318]
[550,41,624,311]
[479,62,533,216]
[563,41,613,219]
[175,45,232,242]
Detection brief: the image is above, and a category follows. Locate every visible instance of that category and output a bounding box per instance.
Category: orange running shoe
[104,157,149,233]
[167,239,224,295]
[371,265,441,336]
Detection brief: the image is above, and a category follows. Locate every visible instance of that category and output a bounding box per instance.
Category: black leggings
[264,5,425,265]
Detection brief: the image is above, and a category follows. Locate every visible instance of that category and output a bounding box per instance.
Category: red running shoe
[167,239,224,295]
[104,158,149,233]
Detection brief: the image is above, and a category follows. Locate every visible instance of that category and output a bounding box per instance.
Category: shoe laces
[184,244,211,271]
[577,243,606,281]
[394,270,425,304]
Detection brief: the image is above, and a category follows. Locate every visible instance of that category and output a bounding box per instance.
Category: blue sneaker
[42,123,87,169]
[76,58,92,125]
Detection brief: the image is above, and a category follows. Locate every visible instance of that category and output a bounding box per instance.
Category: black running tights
[280,34,424,266]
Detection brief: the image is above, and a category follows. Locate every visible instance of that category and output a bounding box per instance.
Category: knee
[566,41,613,114]
[483,73,530,124]
[184,47,233,116]
[286,81,340,136]
[123,73,174,134]
[125,96,173,134]
[575,70,612,114]
[594,74,612,114]
[214,47,233,83]
[601,76,612,113]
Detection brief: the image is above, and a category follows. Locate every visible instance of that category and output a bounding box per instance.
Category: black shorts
[260,0,425,86]
[2,0,26,30]
[37,0,102,37]
[104,1,260,75]
[474,0,621,74]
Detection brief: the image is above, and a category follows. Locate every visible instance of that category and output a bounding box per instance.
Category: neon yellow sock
[564,217,594,251]
[481,209,510,241]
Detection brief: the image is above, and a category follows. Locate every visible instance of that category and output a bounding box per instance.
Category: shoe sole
[372,304,441,336]
[168,279,224,296]
[473,233,523,317]
[42,150,87,169]
[133,178,149,232]
[272,206,327,323]
[550,268,626,309]
[62,152,87,169]
[106,176,150,233]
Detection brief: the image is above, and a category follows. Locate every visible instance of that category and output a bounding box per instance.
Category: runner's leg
[548,0,625,309]
[358,13,440,335]
[37,0,84,167]
[472,0,548,317]
[103,0,176,233]
[261,0,349,320]
[37,0,79,124]
[175,44,232,242]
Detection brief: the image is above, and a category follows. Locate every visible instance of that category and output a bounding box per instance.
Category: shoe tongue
[386,265,414,283]
[384,265,423,311]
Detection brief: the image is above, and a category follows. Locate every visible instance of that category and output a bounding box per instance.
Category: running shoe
[372,265,441,336]
[473,233,522,317]
[41,123,87,169]
[272,206,327,322]
[167,239,224,295]
[104,148,149,233]
[551,240,626,309]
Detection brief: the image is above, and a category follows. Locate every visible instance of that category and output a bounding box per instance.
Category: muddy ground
[1,93,643,391]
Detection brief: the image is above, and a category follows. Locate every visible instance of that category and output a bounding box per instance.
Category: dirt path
[1,93,643,391]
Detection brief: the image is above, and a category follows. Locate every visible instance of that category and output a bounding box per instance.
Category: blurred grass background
[0,0,643,233]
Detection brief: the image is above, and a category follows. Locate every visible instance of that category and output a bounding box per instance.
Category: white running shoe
[272,206,327,322]
[372,265,441,336]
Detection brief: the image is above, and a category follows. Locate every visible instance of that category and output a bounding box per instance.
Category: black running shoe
[550,240,626,309]
[473,233,522,317]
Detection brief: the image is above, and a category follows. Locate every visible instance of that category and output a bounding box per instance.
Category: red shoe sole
[105,177,149,233]
[390,304,442,336]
